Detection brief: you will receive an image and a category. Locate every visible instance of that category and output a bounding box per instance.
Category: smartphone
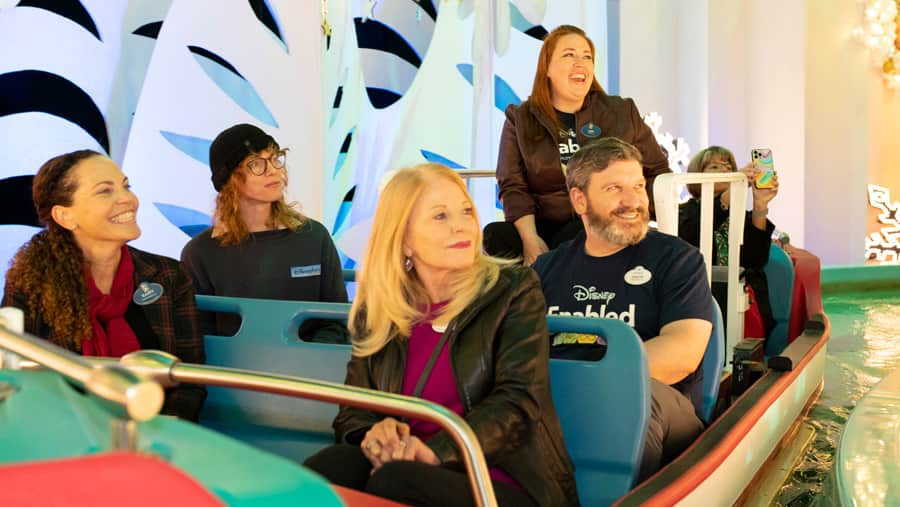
[750,148,776,189]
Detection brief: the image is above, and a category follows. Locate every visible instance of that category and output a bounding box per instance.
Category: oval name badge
[133,282,164,305]
[581,121,601,138]
[624,266,652,286]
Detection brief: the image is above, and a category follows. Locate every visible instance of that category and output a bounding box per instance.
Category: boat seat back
[196,295,352,462]
[196,295,652,506]
[695,299,724,423]
[547,316,651,507]
[763,244,794,356]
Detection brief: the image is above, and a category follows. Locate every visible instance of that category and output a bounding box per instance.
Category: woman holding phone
[678,146,780,337]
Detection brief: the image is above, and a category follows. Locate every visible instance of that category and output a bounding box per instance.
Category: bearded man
[532,137,712,481]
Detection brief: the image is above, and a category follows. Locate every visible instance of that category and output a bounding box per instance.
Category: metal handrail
[456,169,496,180]
[0,326,164,422]
[115,350,498,507]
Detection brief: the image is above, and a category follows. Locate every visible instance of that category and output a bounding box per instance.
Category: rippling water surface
[775,290,900,506]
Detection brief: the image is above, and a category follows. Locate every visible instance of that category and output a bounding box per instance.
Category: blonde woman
[304,164,578,507]
[180,124,347,342]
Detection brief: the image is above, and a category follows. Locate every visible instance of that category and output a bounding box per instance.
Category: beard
[585,201,650,246]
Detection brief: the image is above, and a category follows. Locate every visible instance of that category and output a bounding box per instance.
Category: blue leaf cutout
[420,150,465,169]
[333,129,354,178]
[455,64,521,112]
[18,0,101,41]
[249,0,287,52]
[509,3,547,40]
[332,185,356,235]
[0,70,109,153]
[160,131,211,166]
[188,46,278,128]
[154,203,211,237]
[133,21,163,39]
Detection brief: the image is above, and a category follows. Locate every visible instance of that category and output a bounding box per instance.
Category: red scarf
[82,247,141,357]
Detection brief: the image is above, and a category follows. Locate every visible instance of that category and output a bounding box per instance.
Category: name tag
[291,265,321,278]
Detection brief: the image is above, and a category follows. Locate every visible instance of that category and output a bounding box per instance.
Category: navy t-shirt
[532,230,713,396]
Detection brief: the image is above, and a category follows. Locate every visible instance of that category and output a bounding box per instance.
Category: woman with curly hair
[2,150,206,420]
[180,124,348,342]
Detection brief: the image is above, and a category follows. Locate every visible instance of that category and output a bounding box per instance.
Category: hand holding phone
[750,149,776,189]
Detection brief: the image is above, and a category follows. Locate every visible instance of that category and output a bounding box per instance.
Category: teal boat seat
[0,369,342,506]
[763,244,794,356]
[196,296,652,506]
[696,299,724,424]
[547,315,651,507]
[195,295,352,462]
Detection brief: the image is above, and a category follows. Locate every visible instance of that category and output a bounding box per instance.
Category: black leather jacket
[334,265,579,506]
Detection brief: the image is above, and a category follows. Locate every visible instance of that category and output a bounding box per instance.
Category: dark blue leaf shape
[421,150,465,169]
[332,185,356,235]
[354,18,422,68]
[417,0,438,21]
[329,85,343,127]
[248,0,287,51]
[133,21,163,39]
[509,2,547,40]
[354,16,422,109]
[366,88,403,109]
[154,203,211,237]
[0,175,39,226]
[0,70,109,153]
[333,129,354,178]
[160,131,211,166]
[17,0,100,41]
[187,46,278,128]
[456,64,522,112]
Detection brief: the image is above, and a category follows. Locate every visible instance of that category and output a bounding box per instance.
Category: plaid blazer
[2,246,206,421]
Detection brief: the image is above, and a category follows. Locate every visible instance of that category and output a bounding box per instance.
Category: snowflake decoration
[865,184,900,264]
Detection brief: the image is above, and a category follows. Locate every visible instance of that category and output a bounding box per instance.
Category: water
[775,290,900,506]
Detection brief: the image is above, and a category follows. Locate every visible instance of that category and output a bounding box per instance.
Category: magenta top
[401,304,520,490]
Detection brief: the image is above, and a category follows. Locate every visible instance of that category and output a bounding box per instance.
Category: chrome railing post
[122,351,498,507]
[0,323,165,450]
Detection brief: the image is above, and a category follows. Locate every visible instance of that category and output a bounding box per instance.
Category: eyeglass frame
[244,148,288,176]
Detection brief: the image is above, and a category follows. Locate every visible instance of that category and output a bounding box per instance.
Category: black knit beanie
[208,124,276,191]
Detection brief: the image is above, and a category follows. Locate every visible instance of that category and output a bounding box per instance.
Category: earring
[404,256,413,272]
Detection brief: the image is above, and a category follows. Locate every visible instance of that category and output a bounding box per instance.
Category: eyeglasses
[246,149,287,175]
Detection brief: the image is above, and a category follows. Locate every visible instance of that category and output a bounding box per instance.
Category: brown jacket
[333,265,579,507]
[497,89,670,223]
[2,246,206,421]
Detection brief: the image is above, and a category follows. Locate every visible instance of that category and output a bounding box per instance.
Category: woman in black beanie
[180,124,349,342]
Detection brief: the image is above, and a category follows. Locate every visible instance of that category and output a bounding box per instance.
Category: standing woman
[2,150,206,421]
[485,24,670,264]
[304,163,578,507]
[180,124,348,343]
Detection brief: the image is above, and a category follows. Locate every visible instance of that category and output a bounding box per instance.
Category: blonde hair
[210,159,305,245]
[349,163,504,357]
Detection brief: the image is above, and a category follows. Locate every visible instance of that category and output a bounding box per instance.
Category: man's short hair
[566,137,644,192]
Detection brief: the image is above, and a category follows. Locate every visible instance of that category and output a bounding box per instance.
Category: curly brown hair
[5,150,100,349]
[210,147,305,246]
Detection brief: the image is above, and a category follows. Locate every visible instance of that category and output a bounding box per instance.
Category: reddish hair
[528,25,603,136]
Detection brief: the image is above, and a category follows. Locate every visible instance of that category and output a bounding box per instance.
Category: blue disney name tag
[133,282,163,305]
[291,265,321,278]
[581,121,601,138]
